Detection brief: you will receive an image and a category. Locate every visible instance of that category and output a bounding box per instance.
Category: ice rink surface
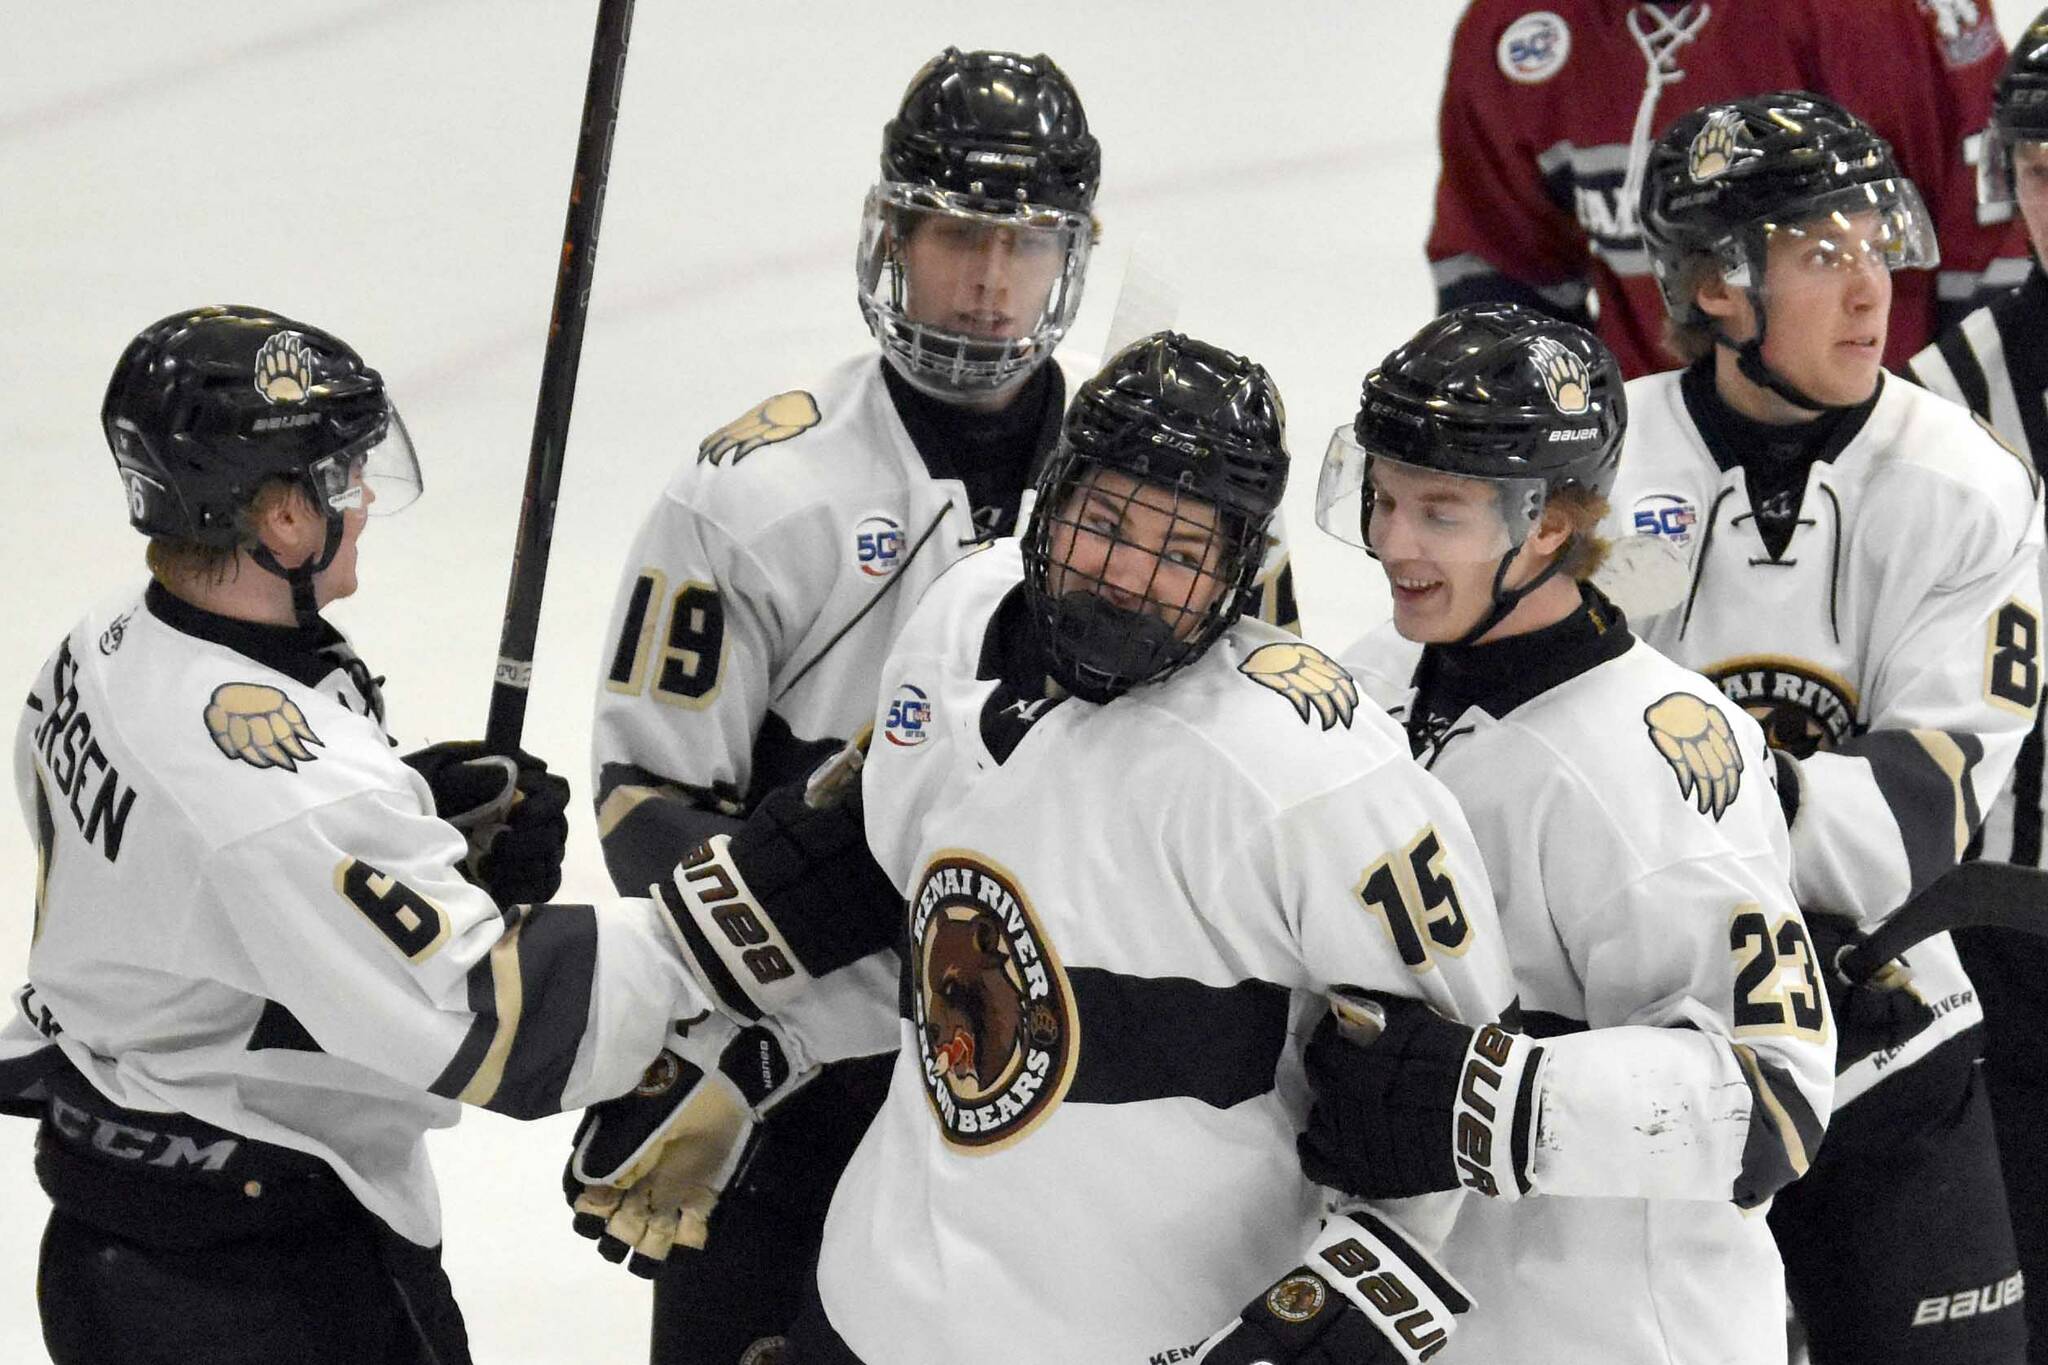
[0,3,2031,1360]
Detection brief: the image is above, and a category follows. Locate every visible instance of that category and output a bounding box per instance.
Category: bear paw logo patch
[698,391,821,466]
[1241,643,1359,730]
[254,332,314,404]
[1645,691,1742,820]
[1687,108,1748,183]
[205,682,322,771]
[1529,335,1591,416]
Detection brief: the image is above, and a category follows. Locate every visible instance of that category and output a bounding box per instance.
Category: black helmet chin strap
[1452,539,1571,647]
[1710,286,1863,416]
[250,511,344,628]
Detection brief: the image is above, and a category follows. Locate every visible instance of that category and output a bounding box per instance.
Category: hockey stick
[485,0,636,752]
[1839,860,2048,983]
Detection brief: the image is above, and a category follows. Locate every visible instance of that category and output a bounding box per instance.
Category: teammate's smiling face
[1700,208,1892,415]
[1046,467,1230,641]
[1367,459,1556,644]
[900,211,1064,342]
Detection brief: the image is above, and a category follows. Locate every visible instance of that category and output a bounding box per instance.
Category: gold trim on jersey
[457,916,529,1109]
[595,778,693,840]
[1238,642,1358,730]
[1733,1043,1816,1180]
[1911,729,1976,860]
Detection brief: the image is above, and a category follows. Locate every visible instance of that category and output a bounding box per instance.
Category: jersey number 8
[1984,599,2041,716]
[607,570,727,708]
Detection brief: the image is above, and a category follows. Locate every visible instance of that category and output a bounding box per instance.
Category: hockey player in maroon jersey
[1429,0,2028,378]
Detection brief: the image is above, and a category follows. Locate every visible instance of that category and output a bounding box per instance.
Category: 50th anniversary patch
[911,853,1077,1152]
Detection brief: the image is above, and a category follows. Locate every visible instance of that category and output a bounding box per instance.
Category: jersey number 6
[606,570,727,708]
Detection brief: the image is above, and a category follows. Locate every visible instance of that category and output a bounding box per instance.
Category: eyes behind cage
[1072,490,1219,574]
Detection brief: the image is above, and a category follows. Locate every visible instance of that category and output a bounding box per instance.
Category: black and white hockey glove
[564,1020,812,1277]
[1196,1210,1473,1365]
[1298,991,1545,1202]
[657,743,901,1022]
[402,741,571,904]
[1805,910,1936,1071]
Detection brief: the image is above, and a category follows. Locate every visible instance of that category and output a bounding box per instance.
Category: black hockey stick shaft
[1840,860,2048,982]
[485,0,635,753]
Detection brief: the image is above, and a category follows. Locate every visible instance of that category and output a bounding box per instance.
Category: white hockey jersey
[4,584,707,1245]
[589,354,1296,898]
[1605,370,2046,1105]
[1344,607,1833,1365]
[793,542,1515,1365]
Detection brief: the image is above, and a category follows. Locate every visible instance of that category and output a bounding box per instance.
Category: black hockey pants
[1771,1030,2026,1365]
[31,1067,469,1365]
[1956,924,2048,1365]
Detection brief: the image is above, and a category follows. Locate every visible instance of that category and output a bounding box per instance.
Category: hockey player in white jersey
[1309,303,1833,1363]
[1615,93,2044,1363]
[646,332,1517,1365]
[1908,20,2048,1355]
[0,307,804,1365]
[580,47,1297,1365]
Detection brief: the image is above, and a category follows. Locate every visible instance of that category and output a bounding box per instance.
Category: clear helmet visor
[1314,427,1545,562]
[1724,178,1940,291]
[857,181,1092,400]
[1977,127,2048,211]
[310,400,421,518]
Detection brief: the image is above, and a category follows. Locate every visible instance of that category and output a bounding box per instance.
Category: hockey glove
[1298,991,1545,1202]
[564,1020,811,1277]
[658,746,901,1022]
[1196,1210,1473,1365]
[1805,910,1936,1071]
[402,741,571,904]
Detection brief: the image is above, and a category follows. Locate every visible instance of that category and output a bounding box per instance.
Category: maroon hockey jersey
[1429,0,2029,377]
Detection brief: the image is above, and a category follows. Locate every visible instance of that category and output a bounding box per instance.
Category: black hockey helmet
[1022,332,1287,703]
[1320,302,1625,535]
[881,48,1100,215]
[103,305,420,612]
[1980,9,2048,208]
[1638,92,1936,408]
[859,49,1099,402]
[1316,305,1627,645]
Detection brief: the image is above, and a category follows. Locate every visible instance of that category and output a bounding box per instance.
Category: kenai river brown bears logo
[1702,656,1859,759]
[910,853,1077,1152]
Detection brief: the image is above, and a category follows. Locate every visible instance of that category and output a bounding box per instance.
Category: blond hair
[1659,254,1727,365]
[1547,485,1612,583]
[143,478,305,586]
